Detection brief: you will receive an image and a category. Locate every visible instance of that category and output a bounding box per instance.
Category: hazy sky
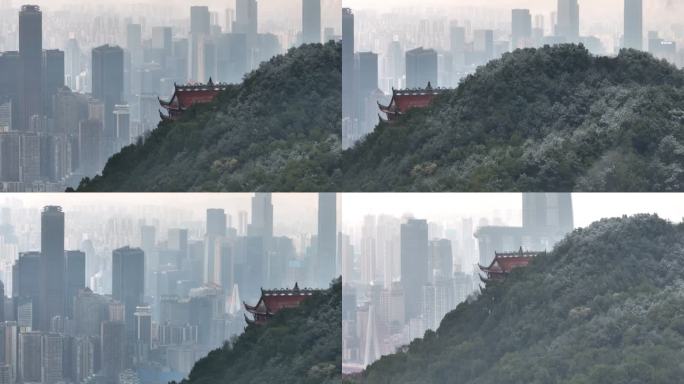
[9,0,342,32]
[341,193,684,229]
[0,193,318,226]
[343,0,683,29]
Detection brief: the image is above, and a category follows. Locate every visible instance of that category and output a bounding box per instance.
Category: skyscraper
[18,331,41,383]
[91,45,124,158]
[113,104,131,150]
[556,0,580,42]
[248,193,273,240]
[112,247,144,338]
[0,51,20,128]
[450,24,466,72]
[41,333,63,384]
[317,193,337,287]
[0,282,4,324]
[473,29,494,61]
[405,47,438,89]
[357,52,378,96]
[151,27,173,54]
[0,132,20,182]
[65,250,86,318]
[522,193,574,235]
[78,119,103,177]
[42,49,65,119]
[40,206,64,332]
[204,209,226,285]
[64,38,81,91]
[238,211,248,236]
[73,337,94,383]
[4,322,17,383]
[400,218,428,322]
[126,23,142,67]
[134,305,152,363]
[168,228,189,268]
[342,8,354,124]
[190,6,211,35]
[189,6,211,82]
[428,239,453,282]
[206,209,227,237]
[100,320,126,382]
[18,5,42,131]
[134,306,152,346]
[624,0,643,50]
[511,9,532,49]
[234,0,258,40]
[302,0,322,44]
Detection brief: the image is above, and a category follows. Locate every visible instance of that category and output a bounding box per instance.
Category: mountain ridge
[341,45,684,192]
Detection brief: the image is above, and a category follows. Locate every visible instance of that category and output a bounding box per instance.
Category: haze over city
[0,0,340,192]
[344,0,681,23]
[0,192,339,383]
[342,0,684,148]
[342,193,684,372]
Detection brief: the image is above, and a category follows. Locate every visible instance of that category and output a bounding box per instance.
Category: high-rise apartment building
[405,47,438,89]
[40,206,65,332]
[624,0,643,50]
[302,0,322,44]
[112,246,145,338]
[400,218,428,322]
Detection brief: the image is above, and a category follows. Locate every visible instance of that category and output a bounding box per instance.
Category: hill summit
[175,279,341,384]
[341,45,684,192]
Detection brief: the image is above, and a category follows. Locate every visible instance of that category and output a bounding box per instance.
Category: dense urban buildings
[0,193,339,383]
[342,193,574,372]
[0,1,340,191]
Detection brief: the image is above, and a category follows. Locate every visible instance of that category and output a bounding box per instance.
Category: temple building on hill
[479,247,545,281]
[158,78,228,121]
[244,283,318,325]
[378,82,448,122]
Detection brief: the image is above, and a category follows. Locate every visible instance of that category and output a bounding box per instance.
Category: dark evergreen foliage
[355,215,684,384]
[174,278,341,384]
[77,42,341,192]
[341,45,684,192]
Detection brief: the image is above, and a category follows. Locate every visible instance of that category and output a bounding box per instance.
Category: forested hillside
[356,215,684,383]
[175,279,341,384]
[342,45,684,192]
[77,42,341,192]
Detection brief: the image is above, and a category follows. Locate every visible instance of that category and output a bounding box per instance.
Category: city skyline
[342,193,684,229]
[0,192,340,383]
[0,1,341,192]
[344,0,679,21]
[342,0,684,148]
[342,192,684,372]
